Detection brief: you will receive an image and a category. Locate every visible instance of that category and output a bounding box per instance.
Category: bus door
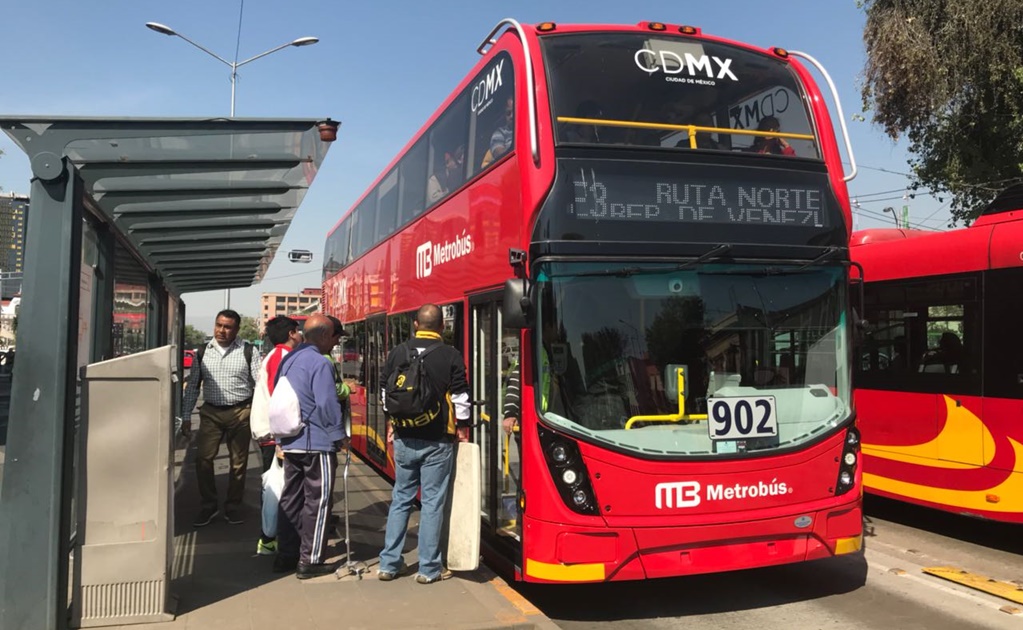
[364,314,388,468]
[469,294,522,544]
[983,267,1023,473]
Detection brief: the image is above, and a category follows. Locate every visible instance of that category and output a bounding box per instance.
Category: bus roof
[851,225,994,281]
[849,228,931,247]
[972,183,1023,227]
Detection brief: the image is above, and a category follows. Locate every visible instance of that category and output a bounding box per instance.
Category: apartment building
[260,287,320,328]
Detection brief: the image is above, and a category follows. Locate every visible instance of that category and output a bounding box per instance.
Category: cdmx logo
[416,242,433,279]
[634,49,738,81]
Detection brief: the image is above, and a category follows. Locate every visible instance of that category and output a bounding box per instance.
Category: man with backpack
[377,304,470,585]
[180,309,261,528]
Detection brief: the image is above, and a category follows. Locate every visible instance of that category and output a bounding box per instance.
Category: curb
[466,564,561,630]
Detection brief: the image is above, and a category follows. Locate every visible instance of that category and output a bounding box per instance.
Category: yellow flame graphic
[864,396,1023,513]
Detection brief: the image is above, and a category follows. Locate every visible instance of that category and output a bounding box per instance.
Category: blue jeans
[379,436,454,579]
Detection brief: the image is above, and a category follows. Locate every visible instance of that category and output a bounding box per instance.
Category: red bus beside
[324,19,863,582]
[852,185,1023,523]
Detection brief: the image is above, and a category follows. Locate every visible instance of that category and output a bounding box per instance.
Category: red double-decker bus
[852,185,1023,523]
[323,19,863,582]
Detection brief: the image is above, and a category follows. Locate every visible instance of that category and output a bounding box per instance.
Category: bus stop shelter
[0,116,338,630]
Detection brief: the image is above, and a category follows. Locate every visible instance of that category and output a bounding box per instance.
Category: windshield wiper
[674,243,732,271]
[794,246,842,271]
[572,266,645,278]
[569,244,731,278]
[696,246,843,277]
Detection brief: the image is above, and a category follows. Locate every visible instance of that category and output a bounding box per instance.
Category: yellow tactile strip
[923,566,1023,605]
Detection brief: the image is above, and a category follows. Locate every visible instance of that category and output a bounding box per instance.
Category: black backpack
[384,343,442,420]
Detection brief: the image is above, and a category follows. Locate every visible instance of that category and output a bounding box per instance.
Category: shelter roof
[1,116,337,295]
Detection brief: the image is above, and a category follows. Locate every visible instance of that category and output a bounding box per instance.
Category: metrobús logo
[654,479,791,509]
[327,276,347,309]
[634,49,738,85]
[415,232,473,279]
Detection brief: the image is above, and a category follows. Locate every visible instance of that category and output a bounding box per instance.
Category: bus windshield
[542,32,820,158]
[535,261,851,457]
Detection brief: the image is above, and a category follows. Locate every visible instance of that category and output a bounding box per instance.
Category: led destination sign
[568,168,828,228]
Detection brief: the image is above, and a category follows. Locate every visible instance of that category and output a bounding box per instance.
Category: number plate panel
[707,396,777,441]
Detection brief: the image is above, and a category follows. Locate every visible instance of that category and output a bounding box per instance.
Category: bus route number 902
[706,396,778,441]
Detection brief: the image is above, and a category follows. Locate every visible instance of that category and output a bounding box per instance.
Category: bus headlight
[572,490,588,506]
[538,425,599,515]
[834,426,860,496]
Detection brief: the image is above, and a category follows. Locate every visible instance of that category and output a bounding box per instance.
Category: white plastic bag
[261,457,285,537]
[268,375,305,438]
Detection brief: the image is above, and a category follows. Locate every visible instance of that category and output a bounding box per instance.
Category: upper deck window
[542,33,820,159]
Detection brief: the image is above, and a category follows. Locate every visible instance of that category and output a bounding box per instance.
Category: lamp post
[145,22,319,308]
[883,206,900,228]
[145,22,318,118]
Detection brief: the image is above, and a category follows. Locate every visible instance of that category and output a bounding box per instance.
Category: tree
[860,0,1023,224]
[183,324,206,347]
[238,316,261,342]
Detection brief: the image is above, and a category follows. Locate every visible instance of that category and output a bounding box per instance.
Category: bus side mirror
[503,278,531,329]
[847,278,863,341]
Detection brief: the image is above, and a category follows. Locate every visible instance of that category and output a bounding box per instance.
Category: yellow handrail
[624,367,708,430]
[556,116,816,144]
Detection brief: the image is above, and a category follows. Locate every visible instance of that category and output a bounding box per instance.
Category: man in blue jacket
[273,313,346,578]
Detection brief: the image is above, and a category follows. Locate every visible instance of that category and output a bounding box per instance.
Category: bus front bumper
[521,502,863,583]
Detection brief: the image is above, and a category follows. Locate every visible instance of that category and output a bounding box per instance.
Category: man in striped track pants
[272,314,347,579]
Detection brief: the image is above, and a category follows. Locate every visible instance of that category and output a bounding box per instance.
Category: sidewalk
[114,426,557,630]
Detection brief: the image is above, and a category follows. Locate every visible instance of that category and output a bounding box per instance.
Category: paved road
[515,497,1023,629]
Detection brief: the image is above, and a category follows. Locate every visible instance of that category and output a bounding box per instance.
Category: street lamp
[144,22,318,117]
[145,21,319,308]
[287,249,314,264]
[883,206,900,228]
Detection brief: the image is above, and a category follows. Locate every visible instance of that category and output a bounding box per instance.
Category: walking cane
[337,408,368,580]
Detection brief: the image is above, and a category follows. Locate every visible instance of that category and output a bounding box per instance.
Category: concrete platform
[107,422,557,630]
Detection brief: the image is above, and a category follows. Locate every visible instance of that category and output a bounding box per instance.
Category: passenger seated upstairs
[750,115,795,156]
[481,99,514,169]
[561,100,604,144]
[426,147,463,203]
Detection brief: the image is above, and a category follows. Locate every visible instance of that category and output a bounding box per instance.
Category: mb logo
[655,481,701,509]
[416,242,433,278]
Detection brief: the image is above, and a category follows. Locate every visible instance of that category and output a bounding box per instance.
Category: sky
[0,0,948,333]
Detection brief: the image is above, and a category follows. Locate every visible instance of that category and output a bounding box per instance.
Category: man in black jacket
[377,304,470,584]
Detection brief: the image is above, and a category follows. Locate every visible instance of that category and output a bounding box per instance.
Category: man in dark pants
[273,314,347,578]
[180,309,261,527]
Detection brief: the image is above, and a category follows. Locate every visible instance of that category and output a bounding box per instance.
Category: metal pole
[226,65,236,311]
[0,160,83,630]
[230,66,237,117]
